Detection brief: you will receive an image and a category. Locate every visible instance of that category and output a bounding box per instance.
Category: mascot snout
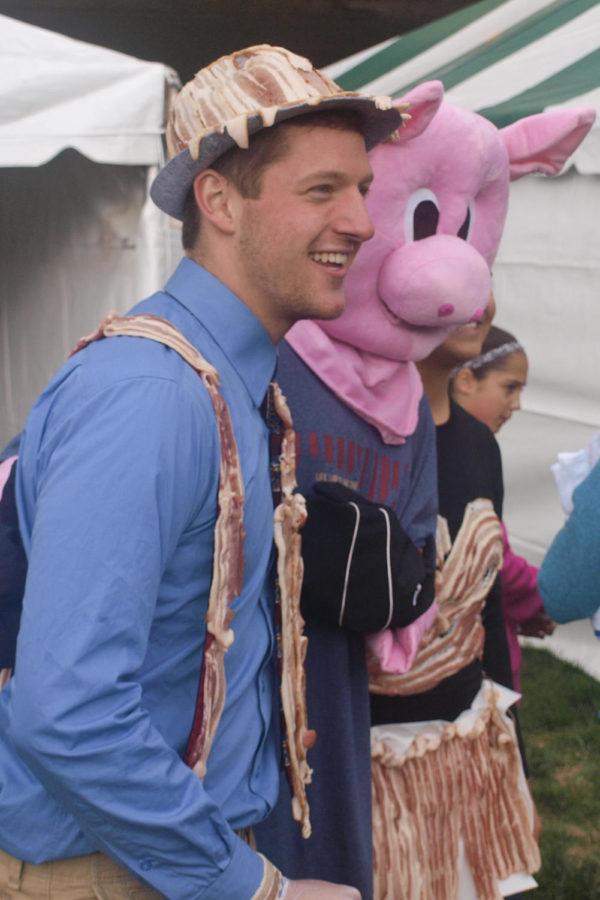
[377,234,491,328]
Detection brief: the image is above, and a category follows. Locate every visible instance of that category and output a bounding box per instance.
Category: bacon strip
[252,854,286,900]
[72,313,244,778]
[271,382,315,839]
[369,500,503,696]
[73,315,313,836]
[371,687,540,900]
[166,45,400,161]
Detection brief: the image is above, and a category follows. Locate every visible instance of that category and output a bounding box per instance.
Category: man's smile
[308,250,353,274]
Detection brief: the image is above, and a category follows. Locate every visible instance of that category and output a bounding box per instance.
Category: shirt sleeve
[500,522,544,623]
[538,461,600,623]
[10,374,265,900]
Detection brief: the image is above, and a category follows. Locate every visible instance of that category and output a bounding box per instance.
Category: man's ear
[192,170,237,235]
[452,367,478,398]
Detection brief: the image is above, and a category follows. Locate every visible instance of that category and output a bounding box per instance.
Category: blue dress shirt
[0,258,280,898]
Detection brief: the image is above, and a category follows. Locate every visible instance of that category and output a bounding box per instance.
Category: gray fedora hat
[151,45,406,221]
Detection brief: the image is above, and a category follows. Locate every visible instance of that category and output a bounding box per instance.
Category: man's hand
[285,880,361,899]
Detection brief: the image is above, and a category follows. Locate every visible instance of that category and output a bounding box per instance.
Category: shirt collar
[164,257,277,407]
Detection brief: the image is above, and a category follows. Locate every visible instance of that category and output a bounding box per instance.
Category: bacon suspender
[271,383,315,839]
[71,313,313,834]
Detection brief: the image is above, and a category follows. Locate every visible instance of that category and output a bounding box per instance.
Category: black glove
[300,481,434,633]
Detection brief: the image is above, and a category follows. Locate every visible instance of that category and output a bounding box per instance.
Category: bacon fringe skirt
[371,682,540,900]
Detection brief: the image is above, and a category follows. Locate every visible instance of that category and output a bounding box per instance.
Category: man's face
[234,124,374,340]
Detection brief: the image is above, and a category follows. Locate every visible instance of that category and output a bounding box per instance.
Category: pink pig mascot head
[287,81,594,443]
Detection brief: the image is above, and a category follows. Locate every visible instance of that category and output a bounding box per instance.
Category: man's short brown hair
[181,109,364,251]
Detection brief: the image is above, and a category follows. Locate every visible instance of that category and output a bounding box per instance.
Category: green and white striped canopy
[325,0,600,171]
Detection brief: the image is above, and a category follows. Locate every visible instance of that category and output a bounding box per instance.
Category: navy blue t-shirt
[255,342,437,899]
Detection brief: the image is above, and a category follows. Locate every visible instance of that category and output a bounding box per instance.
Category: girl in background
[369,299,541,899]
[450,325,555,692]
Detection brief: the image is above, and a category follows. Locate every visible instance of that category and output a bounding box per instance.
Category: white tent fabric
[0,13,178,166]
[0,16,180,447]
[325,37,398,81]
[492,173,600,430]
[335,0,556,105]
[325,0,600,174]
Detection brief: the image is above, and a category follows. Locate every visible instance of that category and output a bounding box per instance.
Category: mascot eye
[457,201,475,241]
[414,201,439,240]
[405,188,440,242]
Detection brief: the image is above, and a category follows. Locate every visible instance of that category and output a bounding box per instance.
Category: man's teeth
[310,252,349,265]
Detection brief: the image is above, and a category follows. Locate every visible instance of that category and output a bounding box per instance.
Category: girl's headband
[452,340,523,377]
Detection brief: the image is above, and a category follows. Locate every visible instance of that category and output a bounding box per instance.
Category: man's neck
[416,359,452,426]
[187,249,282,345]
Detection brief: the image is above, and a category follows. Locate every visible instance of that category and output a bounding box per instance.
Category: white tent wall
[493,170,600,430]
[0,15,180,448]
[0,14,174,168]
[0,152,180,447]
[491,167,600,554]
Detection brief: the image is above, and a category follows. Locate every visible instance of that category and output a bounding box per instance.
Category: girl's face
[459,351,528,432]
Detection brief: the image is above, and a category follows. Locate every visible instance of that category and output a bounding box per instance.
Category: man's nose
[511,390,522,411]
[335,190,374,243]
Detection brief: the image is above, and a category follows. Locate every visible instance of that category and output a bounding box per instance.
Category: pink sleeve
[0,456,17,502]
[501,521,544,623]
[366,601,438,674]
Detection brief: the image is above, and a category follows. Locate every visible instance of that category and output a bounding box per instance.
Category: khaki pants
[0,848,162,899]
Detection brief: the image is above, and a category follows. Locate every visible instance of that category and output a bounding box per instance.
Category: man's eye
[310,184,334,195]
[359,184,371,198]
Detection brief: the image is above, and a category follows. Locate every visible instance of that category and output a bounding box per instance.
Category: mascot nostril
[470,307,484,323]
[438,304,455,318]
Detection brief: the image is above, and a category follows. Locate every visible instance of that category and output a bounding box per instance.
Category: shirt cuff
[252,854,286,899]
[201,837,269,900]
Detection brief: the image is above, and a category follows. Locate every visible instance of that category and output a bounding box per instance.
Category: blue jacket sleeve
[10,374,265,899]
[538,461,600,624]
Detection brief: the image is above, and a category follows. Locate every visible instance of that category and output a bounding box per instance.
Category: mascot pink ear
[500,107,596,181]
[392,80,444,144]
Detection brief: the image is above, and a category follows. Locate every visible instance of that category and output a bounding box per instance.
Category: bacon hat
[151,44,404,220]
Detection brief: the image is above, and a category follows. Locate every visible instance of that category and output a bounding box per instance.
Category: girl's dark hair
[470,325,522,380]
[450,325,525,389]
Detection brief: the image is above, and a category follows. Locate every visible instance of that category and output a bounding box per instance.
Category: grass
[519,647,600,899]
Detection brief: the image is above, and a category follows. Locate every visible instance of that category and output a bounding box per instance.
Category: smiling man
[183,116,375,341]
[0,46,400,900]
